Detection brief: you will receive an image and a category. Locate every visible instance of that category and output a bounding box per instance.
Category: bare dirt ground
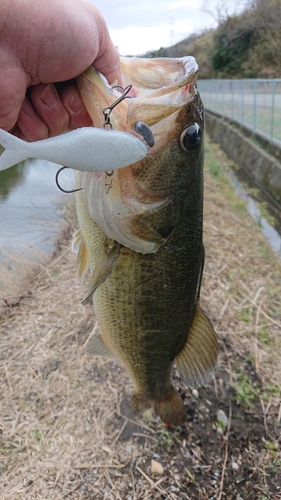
[0,136,280,500]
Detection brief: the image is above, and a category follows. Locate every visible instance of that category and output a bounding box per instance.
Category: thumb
[90,16,121,84]
[0,66,27,131]
[94,39,121,85]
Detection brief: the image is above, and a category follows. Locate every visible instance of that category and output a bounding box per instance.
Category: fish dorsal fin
[175,303,218,388]
[86,329,113,357]
[72,229,89,283]
[82,241,120,305]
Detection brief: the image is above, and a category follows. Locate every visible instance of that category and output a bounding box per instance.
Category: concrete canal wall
[205,110,281,208]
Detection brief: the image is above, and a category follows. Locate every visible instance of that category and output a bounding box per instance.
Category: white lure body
[0,127,147,172]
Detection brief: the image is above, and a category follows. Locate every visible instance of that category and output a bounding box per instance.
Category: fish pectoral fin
[86,330,113,357]
[82,241,120,306]
[175,303,218,388]
[72,228,83,254]
[72,229,90,283]
[129,199,181,252]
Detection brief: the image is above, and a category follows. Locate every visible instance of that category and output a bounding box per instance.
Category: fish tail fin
[0,129,29,171]
[131,393,152,414]
[175,302,218,388]
[153,388,187,427]
[131,389,187,427]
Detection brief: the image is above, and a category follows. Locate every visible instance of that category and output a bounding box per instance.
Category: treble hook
[55,166,83,194]
[111,85,126,91]
[103,84,132,129]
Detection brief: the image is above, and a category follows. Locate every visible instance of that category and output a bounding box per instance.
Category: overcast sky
[89,0,218,56]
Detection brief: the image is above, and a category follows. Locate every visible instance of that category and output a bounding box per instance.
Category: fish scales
[97,228,203,390]
[74,56,218,426]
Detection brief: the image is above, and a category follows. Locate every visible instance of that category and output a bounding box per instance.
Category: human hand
[0,0,120,140]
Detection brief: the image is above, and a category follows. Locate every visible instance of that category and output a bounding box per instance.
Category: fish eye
[180,123,202,152]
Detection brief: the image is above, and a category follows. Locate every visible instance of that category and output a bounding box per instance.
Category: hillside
[145,0,281,79]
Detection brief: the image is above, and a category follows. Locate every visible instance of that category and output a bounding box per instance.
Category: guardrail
[198,79,281,148]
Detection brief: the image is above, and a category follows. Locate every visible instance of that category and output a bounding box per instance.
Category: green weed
[33,429,42,442]
[236,309,251,324]
[185,467,196,484]
[157,427,173,449]
[233,371,259,408]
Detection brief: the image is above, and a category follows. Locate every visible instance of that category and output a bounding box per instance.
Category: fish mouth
[77,57,198,152]
[76,57,200,254]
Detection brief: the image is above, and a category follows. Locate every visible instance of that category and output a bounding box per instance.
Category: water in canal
[0,159,74,267]
[226,166,281,257]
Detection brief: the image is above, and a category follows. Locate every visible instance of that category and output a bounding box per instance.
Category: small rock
[151,459,164,475]
[217,409,228,428]
[232,462,239,471]
[192,389,199,398]
[102,445,111,454]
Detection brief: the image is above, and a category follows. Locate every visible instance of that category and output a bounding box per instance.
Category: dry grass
[0,135,280,499]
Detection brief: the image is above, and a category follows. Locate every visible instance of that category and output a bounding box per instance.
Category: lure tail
[0,129,29,171]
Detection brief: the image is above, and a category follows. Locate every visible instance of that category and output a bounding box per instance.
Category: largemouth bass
[73,57,217,426]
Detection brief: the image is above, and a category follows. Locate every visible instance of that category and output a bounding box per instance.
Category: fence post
[241,80,244,125]
[253,80,257,132]
[231,81,234,119]
[270,80,276,141]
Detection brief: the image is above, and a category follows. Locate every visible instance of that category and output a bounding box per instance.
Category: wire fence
[198,79,281,148]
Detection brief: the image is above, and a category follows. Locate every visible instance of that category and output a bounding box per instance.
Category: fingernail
[40,84,58,108]
[69,90,84,113]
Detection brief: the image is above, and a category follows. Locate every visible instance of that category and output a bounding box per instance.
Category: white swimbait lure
[0,127,148,172]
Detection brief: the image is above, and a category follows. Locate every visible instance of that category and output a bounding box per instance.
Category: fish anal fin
[82,241,120,305]
[86,329,114,357]
[175,303,218,388]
